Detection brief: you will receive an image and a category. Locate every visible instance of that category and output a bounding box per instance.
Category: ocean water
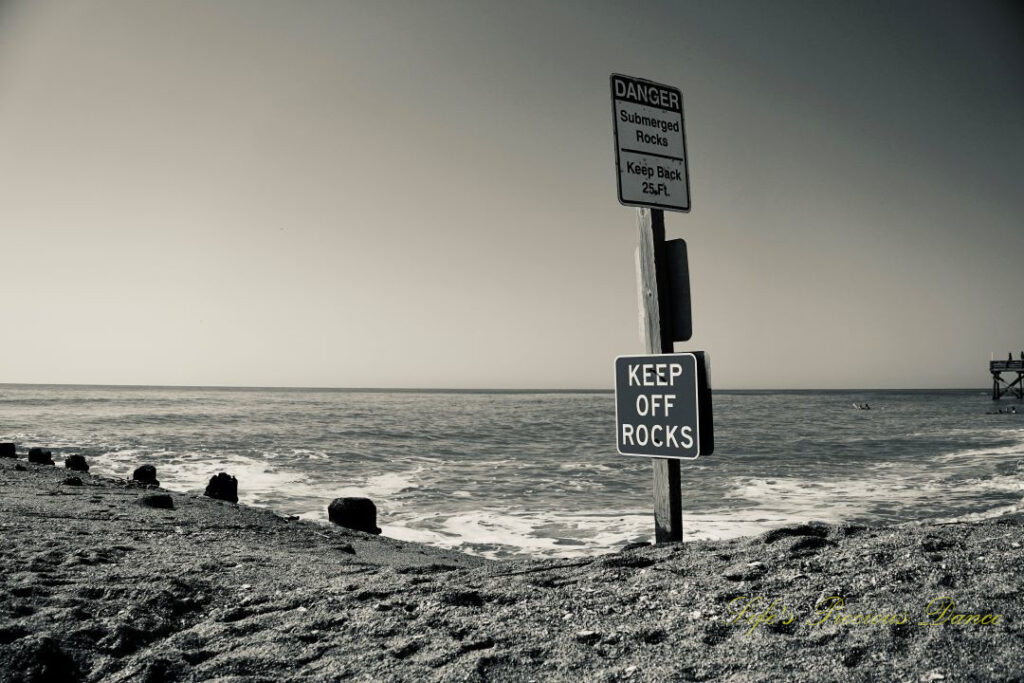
[2,385,1022,560]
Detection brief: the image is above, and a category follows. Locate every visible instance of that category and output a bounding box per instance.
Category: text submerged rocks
[204,473,238,503]
[328,497,382,535]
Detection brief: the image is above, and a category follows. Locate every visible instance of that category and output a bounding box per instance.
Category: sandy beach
[1,456,1022,682]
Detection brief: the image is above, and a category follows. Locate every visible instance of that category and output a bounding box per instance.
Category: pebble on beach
[132,464,159,487]
[204,473,238,503]
[328,497,382,535]
[138,493,175,509]
[65,454,89,472]
[0,443,15,459]
[27,448,54,466]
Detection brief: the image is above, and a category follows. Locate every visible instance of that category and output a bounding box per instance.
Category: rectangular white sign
[610,74,690,212]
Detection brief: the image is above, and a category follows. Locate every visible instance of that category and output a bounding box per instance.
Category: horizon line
[0,382,990,393]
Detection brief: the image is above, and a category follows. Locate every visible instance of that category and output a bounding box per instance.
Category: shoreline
[1,457,1022,681]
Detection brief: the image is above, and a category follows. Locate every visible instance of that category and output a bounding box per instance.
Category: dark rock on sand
[65,454,89,472]
[0,443,15,458]
[139,494,175,509]
[204,473,238,503]
[28,448,54,466]
[328,497,382,534]
[14,463,26,471]
[132,464,159,486]
[63,476,84,487]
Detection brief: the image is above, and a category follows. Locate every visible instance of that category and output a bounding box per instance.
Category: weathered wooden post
[635,207,682,542]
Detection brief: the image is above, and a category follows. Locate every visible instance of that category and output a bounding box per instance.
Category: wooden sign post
[635,207,683,542]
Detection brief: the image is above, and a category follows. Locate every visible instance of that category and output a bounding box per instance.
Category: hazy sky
[1,1,1021,389]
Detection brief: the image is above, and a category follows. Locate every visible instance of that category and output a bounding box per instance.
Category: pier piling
[990,357,1024,400]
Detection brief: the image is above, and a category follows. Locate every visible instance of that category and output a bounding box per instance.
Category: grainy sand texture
[1,458,1022,682]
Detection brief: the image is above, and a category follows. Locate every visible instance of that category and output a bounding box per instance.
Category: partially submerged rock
[0,442,15,459]
[65,454,89,472]
[204,473,238,503]
[132,464,159,486]
[328,497,382,535]
[28,448,54,466]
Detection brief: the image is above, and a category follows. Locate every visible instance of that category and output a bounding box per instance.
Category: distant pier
[990,357,1024,400]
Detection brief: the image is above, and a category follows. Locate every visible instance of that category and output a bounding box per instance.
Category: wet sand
[1,457,1022,682]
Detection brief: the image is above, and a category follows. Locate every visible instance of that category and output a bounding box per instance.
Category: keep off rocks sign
[614,352,712,459]
[610,74,691,212]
